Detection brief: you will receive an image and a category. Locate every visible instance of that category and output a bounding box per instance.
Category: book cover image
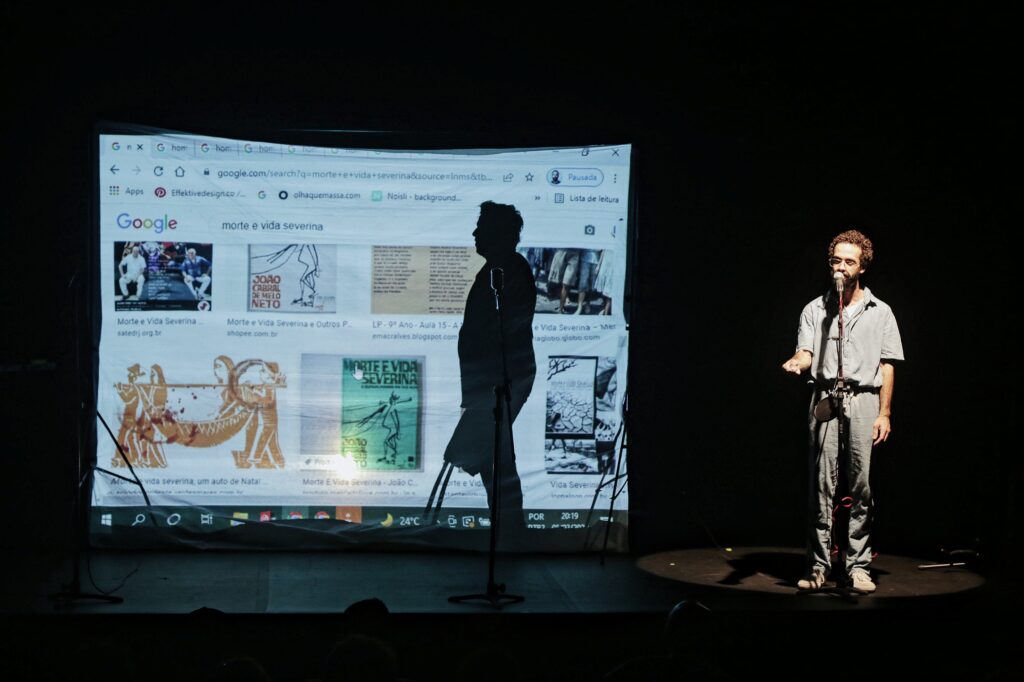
[114,241,215,312]
[248,244,337,313]
[546,356,597,439]
[545,356,619,474]
[340,357,423,470]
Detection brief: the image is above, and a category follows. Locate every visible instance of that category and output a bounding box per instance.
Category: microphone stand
[831,278,852,578]
[449,266,525,609]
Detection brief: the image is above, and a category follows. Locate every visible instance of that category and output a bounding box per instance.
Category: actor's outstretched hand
[782,350,812,375]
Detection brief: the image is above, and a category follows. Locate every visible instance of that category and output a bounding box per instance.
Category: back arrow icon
[110,165,119,175]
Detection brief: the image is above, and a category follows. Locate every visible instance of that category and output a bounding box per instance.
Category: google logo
[156,142,165,152]
[111,142,121,151]
[116,212,178,233]
[200,143,210,153]
[244,143,253,153]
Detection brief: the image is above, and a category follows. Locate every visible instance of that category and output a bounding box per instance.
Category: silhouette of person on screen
[444,201,536,533]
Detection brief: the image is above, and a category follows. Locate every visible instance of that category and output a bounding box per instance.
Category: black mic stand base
[49,543,123,606]
[448,583,525,609]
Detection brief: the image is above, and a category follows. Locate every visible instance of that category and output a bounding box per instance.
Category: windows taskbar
[91,506,627,533]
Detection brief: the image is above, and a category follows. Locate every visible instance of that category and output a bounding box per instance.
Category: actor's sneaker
[849,569,876,594]
[797,568,826,590]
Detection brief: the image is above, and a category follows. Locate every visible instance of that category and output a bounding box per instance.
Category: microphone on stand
[833,270,847,401]
[490,267,504,310]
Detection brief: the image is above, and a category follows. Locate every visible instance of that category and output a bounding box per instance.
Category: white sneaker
[797,568,826,590]
[850,570,876,594]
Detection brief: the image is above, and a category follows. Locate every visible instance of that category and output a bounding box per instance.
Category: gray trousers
[806,389,879,574]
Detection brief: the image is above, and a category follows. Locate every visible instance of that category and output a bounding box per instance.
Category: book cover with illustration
[248,244,337,313]
[545,355,620,474]
[340,357,423,470]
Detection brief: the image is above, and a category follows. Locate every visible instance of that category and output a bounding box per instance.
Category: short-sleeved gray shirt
[796,286,904,388]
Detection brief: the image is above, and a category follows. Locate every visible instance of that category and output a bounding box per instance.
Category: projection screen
[91,125,633,550]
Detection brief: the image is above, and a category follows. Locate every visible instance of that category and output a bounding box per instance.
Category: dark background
[2,6,1016,571]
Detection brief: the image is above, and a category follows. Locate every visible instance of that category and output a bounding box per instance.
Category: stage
[22,545,992,614]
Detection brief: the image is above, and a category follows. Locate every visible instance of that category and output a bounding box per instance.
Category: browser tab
[152,139,196,158]
[198,140,239,158]
[241,142,282,156]
[103,136,149,157]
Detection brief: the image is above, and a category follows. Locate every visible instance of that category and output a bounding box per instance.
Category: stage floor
[36,550,687,614]
[19,545,1001,615]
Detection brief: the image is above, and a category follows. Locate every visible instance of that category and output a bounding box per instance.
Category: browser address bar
[213,167,502,183]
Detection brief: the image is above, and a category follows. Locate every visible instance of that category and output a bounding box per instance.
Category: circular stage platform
[636,546,984,604]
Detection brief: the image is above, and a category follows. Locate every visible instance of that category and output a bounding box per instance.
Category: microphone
[833,271,845,294]
[490,267,504,293]
[490,267,504,310]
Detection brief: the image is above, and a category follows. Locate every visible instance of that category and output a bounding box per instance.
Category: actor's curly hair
[828,230,874,269]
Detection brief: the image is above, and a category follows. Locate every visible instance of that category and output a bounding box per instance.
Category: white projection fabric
[93,129,631,549]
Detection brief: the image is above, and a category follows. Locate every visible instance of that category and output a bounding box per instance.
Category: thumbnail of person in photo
[594,249,613,315]
[444,201,536,535]
[524,247,544,281]
[142,241,170,273]
[118,244,147,300]
[571,248,601,315]
[552,248,580,313]
[182,247,212,300]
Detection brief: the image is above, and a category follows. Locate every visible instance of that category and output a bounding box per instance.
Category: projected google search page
[94,132,630,542]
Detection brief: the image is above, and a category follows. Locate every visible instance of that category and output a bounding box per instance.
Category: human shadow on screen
[441,201,536,534]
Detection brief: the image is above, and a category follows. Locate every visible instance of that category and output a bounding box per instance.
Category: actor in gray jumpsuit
[782,230,904,593]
